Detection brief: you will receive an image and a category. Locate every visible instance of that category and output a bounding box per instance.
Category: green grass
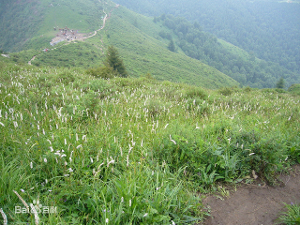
[0,63,299,224]
[32,42,105,68]
[0,0,108,52]
[9,4,238,89]
[288,84,300,96]
[276,203,300,225]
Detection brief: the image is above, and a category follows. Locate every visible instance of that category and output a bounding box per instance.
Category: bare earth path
[28,55,36,65]
[202,165,300,225]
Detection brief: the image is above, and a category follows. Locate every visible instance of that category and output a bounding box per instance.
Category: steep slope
[100,6,238,88]
[5,2,238,89]
[0,0,109,52]
[114,0,300,87]
[114,0,300,72]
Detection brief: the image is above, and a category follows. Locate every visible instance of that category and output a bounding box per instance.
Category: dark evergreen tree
[105,46,128,78]
[167,39,176,52]
[276,77,285,89]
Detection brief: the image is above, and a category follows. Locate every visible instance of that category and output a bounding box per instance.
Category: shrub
[218,87,233,96]
[184,87,207,99]
[86,65,116,79]
[146,99,163,118]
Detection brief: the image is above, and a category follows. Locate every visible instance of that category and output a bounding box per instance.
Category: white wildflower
[169,135,176,145]
[82,135,87,142]
[44,158,47,163]
[0,122,4,127]
[30,203,39,225]
[0,208,7,225]
[143,213,148,217]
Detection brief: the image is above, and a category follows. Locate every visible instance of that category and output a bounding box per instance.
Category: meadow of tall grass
[0,64,299,224]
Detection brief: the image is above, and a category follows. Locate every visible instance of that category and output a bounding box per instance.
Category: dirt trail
[28,55,36,65]
[201,165,300,225]
[1,54,9,58]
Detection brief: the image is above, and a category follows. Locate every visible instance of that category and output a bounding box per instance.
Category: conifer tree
[168,39,176,52]
[276,77,285,89]
[105,46,128,77]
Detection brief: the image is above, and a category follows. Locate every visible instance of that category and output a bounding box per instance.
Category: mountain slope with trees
[114,0,300,85]
[153,14,299,88]
[0,1,238,89]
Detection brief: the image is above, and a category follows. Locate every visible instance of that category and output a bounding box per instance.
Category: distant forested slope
[114,0,300,75]
[154,14,299,88]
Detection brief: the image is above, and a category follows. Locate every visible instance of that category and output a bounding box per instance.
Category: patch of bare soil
[202,165,300,225]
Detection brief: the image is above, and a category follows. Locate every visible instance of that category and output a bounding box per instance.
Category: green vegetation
[115,0,300,74]
[276,77,285,89]
[288,84,300,96]
[105,46,128,77]
[0,62,299,224]
[100,6,238,88]
[1,2,238,89]
[0,0,109,52]
[154,14,299,88]
[277,203,300,225]
[32,42,105,68]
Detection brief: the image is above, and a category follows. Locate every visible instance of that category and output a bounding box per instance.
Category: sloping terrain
[101,6,238,88]
[3,2,238,89]
[0,0,108,52]
[114,0,300,88]
[0,62,299,224]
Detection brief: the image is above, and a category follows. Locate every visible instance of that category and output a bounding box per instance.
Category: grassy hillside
[0,62,299,224]
[4,3,238,89]
[99,6,238,88]
[0,0,109,52]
